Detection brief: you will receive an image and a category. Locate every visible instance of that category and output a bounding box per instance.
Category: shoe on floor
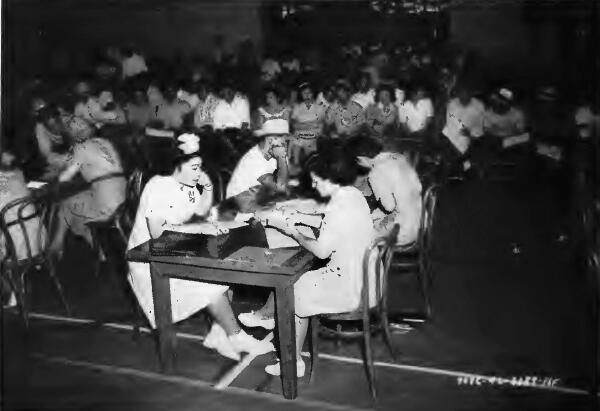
[203,323,240,361]
[238,311,275,330]
[265,358,305,377]
[3,292,17,309]
[229,330,274,356]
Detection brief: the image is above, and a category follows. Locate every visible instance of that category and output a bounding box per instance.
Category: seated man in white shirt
[212,81,251,131]
[483,88,529,149]
[397,83,434,138]
[225,119,289,213]
[440,83,485,175]
[120,47,148,79]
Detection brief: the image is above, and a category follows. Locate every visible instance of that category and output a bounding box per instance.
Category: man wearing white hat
[225,118,289,200]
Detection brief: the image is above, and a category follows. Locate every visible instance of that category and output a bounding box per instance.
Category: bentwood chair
[0,194,71,327]
[389,183,440,322]
[86,169,146,331]
[309,224,400,401]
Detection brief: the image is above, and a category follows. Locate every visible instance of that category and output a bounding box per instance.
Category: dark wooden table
[126,223,314,399]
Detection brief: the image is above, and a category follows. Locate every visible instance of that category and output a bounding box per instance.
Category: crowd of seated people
[2,38,598,374]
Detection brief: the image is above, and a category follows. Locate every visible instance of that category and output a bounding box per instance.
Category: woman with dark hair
[126,133,274,360]
[289,82,326,166]
[254,84,290,129]
[240,144,376,377]
[364,82,399,145]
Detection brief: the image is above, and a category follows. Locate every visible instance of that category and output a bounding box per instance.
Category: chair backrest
[120,168,146,235]
[362,224,400,314]
[418,183,439,258]
[0,194,48,269]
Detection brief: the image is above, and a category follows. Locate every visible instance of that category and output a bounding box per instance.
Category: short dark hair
[375,83,396,103]
[307,141,357,186]
[346,134,383,159]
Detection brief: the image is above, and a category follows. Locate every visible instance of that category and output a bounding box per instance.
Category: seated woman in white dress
[241,145,376,376]
[126,133,274,361]
[350,136,422,245]
[253,85,291,130]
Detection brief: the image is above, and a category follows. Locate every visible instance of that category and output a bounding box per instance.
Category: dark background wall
[4,0,264,79]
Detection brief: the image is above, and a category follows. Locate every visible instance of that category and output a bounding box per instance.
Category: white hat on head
[254,118,290,137]
[177,133,200,154]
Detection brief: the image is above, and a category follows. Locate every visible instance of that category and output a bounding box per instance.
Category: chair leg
[380,309,397,360]
[335,323,342,350]
[362,321,377,401]
[418,262,433,320]
[14,270,29,329]
[46,255,71,316]
[307,316,319,384]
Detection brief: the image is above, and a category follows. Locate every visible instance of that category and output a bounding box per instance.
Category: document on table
[173,220,248,235]
[502,133,530,148]
[264,224,316,249]
[226,246,299,266]
[26,181,48,189]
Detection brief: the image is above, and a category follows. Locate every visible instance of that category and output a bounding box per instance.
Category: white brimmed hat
[254,118,290,137]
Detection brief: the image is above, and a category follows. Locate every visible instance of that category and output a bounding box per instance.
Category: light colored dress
[0,169,44,261]
[127,174,228,329]
[368,153,422,245]
[58,138,126,245]
[294,186,376,317]
[290,101,325,154]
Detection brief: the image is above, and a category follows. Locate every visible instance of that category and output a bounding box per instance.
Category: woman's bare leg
[255,292,275,318]
[207,293,242,336]
[295,315,309,360]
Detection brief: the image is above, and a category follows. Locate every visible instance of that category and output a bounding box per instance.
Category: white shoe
[229,330,274,356]
[238,311,275,330]
[203,323,240,361]
[3,292,17,309]
[265,358,305,377]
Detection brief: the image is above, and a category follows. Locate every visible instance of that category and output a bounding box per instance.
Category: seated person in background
[351,71,376,110]
[253,84,290,129]
[483,88,528,149]
[192,80,221,130]
[289,82,326,166]
[127,133,273,360]
[225,119,289,206]
[74,80,127,128]
[440,83,485,174]
[32,101,70,175]
[574,93,600,141]
[125,84,153,130]
[120,45,148,79]
[49,122,126,257]
[316,82,336,110]
[397,82,434,139]
[530,87,571,156]
[154,83,192,130]
[364,83,399,147]
[242,145,376,377]
[212,80,251,130]
[350,135,422,245]
[324,79,365,139]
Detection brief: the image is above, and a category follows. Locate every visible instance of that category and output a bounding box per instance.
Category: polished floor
[1,177,597,410]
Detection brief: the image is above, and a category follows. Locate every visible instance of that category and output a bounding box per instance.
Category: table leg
[150,262,176,373]
[275,285,297,399]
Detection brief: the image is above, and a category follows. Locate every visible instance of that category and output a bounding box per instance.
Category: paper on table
[227,247,299,266]
[27,181,48,189]
[174,220,248,235]
[502,133,530,148]
[264,225,316,249]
